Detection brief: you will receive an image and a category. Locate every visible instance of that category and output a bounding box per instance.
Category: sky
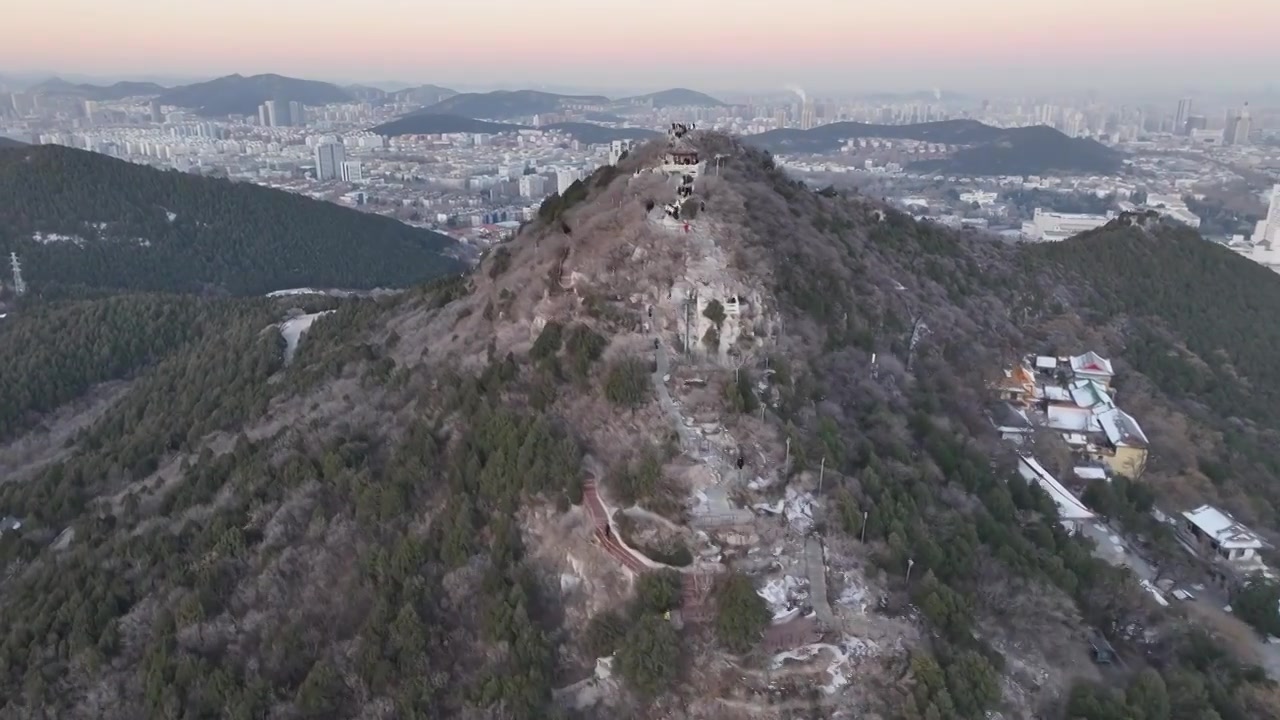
[4,0,1278,94]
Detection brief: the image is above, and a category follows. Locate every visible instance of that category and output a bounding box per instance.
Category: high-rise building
[150,99,163,123]
[258,104,268,127]
[340,160,362,183]
[289,101,303,127]
[1175,98,1192,135]
[1226,102,1252,146]
[315,142,345,181]
[264,100,280,128]
[556,168,578,194]
[1253,185,1280,245]
[518,174,545,198]
[82,100,95,123]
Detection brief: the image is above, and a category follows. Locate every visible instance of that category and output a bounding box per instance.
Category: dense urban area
[3,76,1279,267]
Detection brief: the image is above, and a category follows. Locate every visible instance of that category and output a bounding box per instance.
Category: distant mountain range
[0,144,464,296]
[369,114,660,145]
[156,74,355,117]
[407,87,727,120]
[748,120,1123,176]
[27,77,167,101]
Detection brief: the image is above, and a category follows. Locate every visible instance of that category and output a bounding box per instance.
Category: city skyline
[4,0,1279,93]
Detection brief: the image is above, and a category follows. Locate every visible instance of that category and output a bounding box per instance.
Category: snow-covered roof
[1074,467,1109,481]
[1070,351,1114,377]
[1035,355,1058,370]
[1048,405,1095,432]
[1097,408,1148,448]
[1069,379,1114,410]
[1017,456,1095,521]
[1182,505,1263,550]
[1041,386,1072,403]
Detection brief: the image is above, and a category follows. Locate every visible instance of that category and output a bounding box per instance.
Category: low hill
[370,113,525,136]
[3,134,1278,720]
[343,84,388,102]
[157,73,354,116]
[749,119,1122,175]
[0,144,464,295]
[417,89,611,119]
[391,84,459,106]
[0,137,26,148]
[540,122,660,144]
[616,87,726,108]
[30,77,166,100]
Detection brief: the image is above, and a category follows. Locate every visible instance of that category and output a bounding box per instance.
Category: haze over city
[5,0,1279,92]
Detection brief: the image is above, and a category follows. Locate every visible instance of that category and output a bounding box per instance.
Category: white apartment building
[340,160,363,183]
[519,174,545,199]
[556,168,579,194]
[1020,208,1115,242]
[1252,184,1280,245]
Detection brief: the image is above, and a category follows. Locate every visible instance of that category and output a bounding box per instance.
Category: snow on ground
[32,232,86,246]
[784,485,817,534]
[268,288,324,298]
[166,211,177,223]
[770,637,882,694]
[279,311,334,364]
[835,572,871,614]
[758,575,809,621]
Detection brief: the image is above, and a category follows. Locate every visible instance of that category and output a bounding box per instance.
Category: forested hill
[4,136,1280,720]
[0,145,465,296]
[1023,218,1280,525]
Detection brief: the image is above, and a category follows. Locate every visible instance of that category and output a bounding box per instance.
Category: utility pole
[9,252,25,296]
[860,511,868,543]
[818,456,826,494]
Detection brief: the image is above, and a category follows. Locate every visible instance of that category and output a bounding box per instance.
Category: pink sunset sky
[4,0,1277,92]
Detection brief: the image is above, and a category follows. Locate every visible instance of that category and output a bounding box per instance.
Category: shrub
[616,614,680,698]
[714,571,770,653]
[604,357,651,408]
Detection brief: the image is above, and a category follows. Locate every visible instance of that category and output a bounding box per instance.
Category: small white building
[1180,505,1263,564]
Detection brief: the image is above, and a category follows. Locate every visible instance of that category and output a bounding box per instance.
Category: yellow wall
[1099,446,1147,478]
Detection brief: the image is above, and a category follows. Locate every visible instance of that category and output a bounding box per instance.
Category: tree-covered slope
[1025,218,1280,523]
[0,145,465,296]
[0,294,228,440]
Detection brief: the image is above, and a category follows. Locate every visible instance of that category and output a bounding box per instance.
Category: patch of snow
[770,637,881,695]
[279,311,334,364]
[267,287,323,298]
[784,485,817,534]
[166,211,177,223]
[32,231,86,246]
[560,573,582,593]
[836,577,870,614]
[753,499,785,515]
[747,475,776,491]
[758,575,808,621]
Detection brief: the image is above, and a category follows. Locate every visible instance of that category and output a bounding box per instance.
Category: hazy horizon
[4,0,1278,95]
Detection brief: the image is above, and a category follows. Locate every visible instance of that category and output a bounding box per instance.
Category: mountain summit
[1,129,1277,719]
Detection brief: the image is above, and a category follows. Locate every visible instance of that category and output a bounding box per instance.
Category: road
[1083,518,1280,678]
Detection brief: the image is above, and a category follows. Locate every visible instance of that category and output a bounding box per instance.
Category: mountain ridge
[749,119,1123,175]
[155,73,354,117]
[0,144,465,296]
